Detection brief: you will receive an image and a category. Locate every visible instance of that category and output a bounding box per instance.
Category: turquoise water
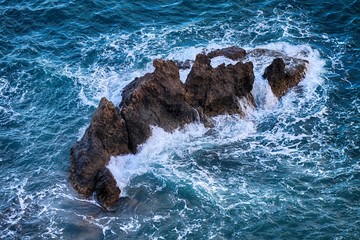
[0,0,359,239]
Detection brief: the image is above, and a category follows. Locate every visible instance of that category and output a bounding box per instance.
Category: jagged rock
[70,46,309,209]
[185,54,255,117]
[95,167,120,209]
[207,46,246,60]
[70,60,199,207]
[70,98,130,199]
[120,59,197,152]
[262,58,307,98]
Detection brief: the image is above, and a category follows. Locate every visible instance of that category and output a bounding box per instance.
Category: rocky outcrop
[70,98,130,208]
[262,58,307,98]
[119,59,197,152]
[207,46,247,60]
[70,46,308,209]
[185,54,254,117]
[95,167,121,209]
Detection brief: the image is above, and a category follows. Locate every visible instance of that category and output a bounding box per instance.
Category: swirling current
[0,0,359,239]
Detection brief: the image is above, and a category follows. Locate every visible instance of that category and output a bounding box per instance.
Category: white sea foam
[1,178,32,238]
[78,88,97,107]
[108,117,257,200]
[210,56,237,68]
[179,68,191,83]
[108,124,209,196]
[63,64,139,106]
[118,218,141,234]
[0,77,9,98]
[55,25,328,216]
[107,42,326,206]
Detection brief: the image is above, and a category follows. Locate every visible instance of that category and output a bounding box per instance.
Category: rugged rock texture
[70,60,200,208]
[185,54,255,117]
[263,58,307,98]
[207,46,247,60]
[95,167,121,209]
[120,59,197,152]
[70,46,308,209]
[70,98,130,207]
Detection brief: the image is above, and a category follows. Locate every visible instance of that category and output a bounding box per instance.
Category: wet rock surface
[95,167,121,209]
[207,46,247,60]
[120,59,197,152]
[185,53,255,117]
[70,46,308,209]
[70,98,130,200]
[263,57,307,98]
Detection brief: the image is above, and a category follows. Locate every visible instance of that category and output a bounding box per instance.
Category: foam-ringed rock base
[69,46,308,209]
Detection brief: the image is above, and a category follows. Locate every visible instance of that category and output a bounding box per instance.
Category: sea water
[0,0,359,239]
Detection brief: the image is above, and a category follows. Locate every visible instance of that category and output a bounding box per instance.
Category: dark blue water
[1,0,359,239]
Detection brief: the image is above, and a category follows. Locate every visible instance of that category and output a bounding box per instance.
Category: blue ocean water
[0,0,359,239]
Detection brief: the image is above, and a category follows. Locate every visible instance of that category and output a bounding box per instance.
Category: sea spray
[108,42,325,197]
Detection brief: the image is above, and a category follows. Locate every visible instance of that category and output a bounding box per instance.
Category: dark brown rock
[185,54,255,117]
[207,46,246,60]
[70,98,130,199]
[262,58,307,98]
[95,167,120,209]
[120,59,197,152]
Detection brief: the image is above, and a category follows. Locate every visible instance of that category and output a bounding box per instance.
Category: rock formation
[69,98,130,208]
[120,59,198,152]
[70,46,308,209]
[185,53,254,118]
[262,57,307,98]
[207,46,247,60]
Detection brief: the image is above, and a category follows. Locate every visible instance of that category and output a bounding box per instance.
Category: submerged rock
[69,46,308,209]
